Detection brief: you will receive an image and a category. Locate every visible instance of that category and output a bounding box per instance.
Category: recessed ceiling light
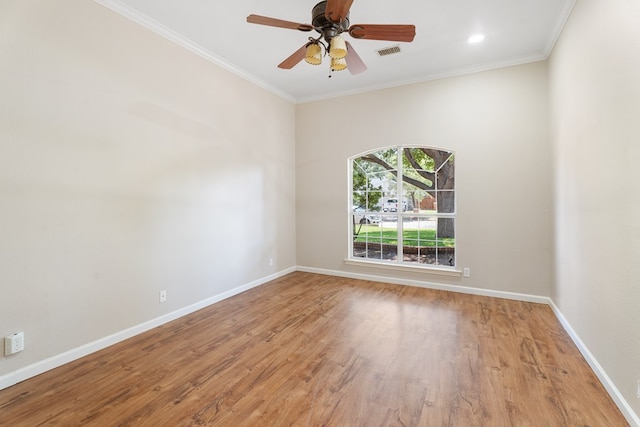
[468,34,485,44]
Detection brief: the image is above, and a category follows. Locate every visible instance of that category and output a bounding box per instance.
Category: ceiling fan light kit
[329,35,348,59]
[247,0,415,75]
[331,56,348,71]
[305,43,323,65]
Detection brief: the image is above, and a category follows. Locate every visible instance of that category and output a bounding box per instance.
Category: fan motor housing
[312,1,350,42]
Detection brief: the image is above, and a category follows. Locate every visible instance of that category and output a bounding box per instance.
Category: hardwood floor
[0,272,628,426]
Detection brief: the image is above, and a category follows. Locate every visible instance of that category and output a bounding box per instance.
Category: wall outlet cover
[5,332,24,356]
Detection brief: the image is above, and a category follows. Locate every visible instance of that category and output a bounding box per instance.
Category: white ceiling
[95,0,575,103]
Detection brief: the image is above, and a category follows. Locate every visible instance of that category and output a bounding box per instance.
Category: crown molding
[543,0,577,56]
[93,0,296,103]
[296,52,548,104]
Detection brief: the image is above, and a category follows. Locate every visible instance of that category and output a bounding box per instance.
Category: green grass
[354,226,455,247]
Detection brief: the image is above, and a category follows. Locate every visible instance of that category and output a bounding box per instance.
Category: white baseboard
[0,267,295,391]
[297,265,550,304]
[298,265,639,426]
[3,265,638,426]
[549,300,640,427]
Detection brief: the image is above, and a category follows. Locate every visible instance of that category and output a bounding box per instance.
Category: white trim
[549,300,640,427]
[344,259,462,277]
[298,265,547,304]
[90,0,574,106]
[0,267,295,391]
[348,146,458,272]
[297,53,548,104]
[542,0,577,57]
[396,149,405,260]
[2,265,637,425]
[92,0,295,103]
[298,266,639,424]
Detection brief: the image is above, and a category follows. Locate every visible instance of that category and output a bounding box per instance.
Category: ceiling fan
[247,0,416,75]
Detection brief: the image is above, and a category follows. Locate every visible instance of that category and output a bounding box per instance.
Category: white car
[383,198,410,212]
[352,206,380,224]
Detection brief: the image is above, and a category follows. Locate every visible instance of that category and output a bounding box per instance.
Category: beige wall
[0,0,296,378]
[296,62,553,296]
[3,0,638,420]
[549,0,640,417]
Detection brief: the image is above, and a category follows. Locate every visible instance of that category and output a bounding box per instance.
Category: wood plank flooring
[0,272,628,426]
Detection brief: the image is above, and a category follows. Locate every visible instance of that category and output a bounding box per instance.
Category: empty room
[1,0,638,425]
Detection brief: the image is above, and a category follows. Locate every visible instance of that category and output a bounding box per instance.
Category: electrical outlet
[159,290,167,303]
[269,258,274,267]
[636,379,640,399]
[5,332,24,356]
[463,268,471,278]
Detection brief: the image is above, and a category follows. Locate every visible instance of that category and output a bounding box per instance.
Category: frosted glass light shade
[304,43,322,65]
[329,35,347,59]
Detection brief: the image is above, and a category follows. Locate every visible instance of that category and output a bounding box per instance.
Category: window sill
[344,259,462,277]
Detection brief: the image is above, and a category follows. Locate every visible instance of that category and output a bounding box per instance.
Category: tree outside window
[350,146,455,267]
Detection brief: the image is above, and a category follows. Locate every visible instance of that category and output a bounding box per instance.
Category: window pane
[437,218,455,244]
[352,192,365,208]
[435,152,455,215]
[436,155,455,189]
[403,216,439,265]
[352,154,394,212]
[436,190,455,214]
[350,146,455,268]
[402,148,434,214]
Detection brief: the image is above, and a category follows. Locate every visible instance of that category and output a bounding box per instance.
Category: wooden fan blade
[345,41,367,75]
[247,14,313,32]
[278,44,308,69]
[349,24,416,42]
[324,0,354,23]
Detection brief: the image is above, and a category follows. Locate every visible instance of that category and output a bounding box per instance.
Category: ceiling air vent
[376,45,401,57]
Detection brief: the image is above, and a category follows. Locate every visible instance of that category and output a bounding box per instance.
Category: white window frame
[347,145,460,276]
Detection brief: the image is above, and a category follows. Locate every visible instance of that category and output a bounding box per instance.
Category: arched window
[349,146,455,268]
